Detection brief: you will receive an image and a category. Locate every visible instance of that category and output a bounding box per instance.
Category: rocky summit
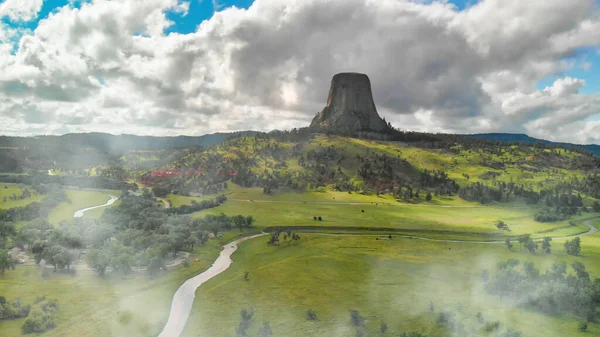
[310,72,388,133]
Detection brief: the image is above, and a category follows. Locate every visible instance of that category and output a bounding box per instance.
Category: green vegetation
[196,193,590,239]
[181,222,600,337]
[47,189,118,225]
[0,184,44,209]
[0,237,241,337]
[1,131,600,337]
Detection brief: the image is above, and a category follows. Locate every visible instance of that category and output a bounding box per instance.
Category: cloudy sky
[0,0,600,144]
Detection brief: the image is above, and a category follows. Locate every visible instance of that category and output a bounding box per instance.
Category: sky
[0,0,600,144]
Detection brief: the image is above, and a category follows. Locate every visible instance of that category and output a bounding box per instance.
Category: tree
[505,239,513,250]
[0,221,16,242]
[0,249,17,275]
[542,237,552,254]
[380,322,388,334]
[43,245,74,271]
[565,237,582,256]
[426,192,432,201]
[518,234,537,253]
[244,216,255,229]
[593,201,600,212]
[31,240,48,265]
[152,186,169,198]
[86,249,111,276]
[476,312,484,323]
[258,322,273,337]
[349,310,365,327]
[572,261,590,282]
[233,215,246,231]
[307,309,317,321]
[579,321,588,332]
[267,232,280,245]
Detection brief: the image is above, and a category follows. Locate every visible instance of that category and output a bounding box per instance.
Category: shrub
[21,298,58,334]
[349,310,365,327]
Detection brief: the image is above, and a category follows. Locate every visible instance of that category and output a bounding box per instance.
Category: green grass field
[165,194,212,207]
[181,220,600,337]
[47,189,120,225]
[194,191,590,239]
[0,183,44,209]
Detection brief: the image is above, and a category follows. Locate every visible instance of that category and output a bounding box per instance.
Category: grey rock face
[310,73,388,132]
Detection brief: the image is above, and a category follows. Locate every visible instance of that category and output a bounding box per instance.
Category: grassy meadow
[47,189,120,225]
[192,185,591,239]
[181,220,600,337]
[0,183,44,209]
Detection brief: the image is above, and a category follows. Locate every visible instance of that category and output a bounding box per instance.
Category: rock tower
[310,73,388,133]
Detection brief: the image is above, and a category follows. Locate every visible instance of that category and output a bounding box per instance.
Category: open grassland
[0,231,253,337]
[0,183,44,209]
[166,194,213,207]
[182,220,600,337]
[47,189,120,225]
[195,190,591,239]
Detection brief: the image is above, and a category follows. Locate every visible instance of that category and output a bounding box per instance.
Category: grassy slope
[47,189,120,225]
[179,135,592,195]
[0,183,44,209]
[0,232,253,337]
[182,220,600,337]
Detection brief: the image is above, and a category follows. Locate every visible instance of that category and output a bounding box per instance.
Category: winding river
[73,195,119,218]
[158,233,267,337]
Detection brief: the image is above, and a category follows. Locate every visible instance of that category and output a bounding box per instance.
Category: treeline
[485,259,600,321]
[83,194,253,276]
[3,193,253,278]
[0,187,67,222]
[165,195,227,215]
[233,305,523,337]
[0,173,135,191]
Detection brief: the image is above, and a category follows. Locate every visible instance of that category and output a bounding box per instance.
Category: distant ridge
[467,133,600,156]
[0,131,260,153]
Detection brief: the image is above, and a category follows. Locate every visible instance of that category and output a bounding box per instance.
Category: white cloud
[0,0,43,22]
[0,0,600,144]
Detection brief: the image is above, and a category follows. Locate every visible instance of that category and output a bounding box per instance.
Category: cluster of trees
[564,237,581,256]
[20,296,58,334]
[485,259,600,321]
[0,173,135,191]
[80,195,254,277]
[165,195,227,215]
[0,186,67,223]
[0,296,30,320]
[505,234,554,254]
[266,230,300,245]
[1,295,61,335]
[2,186,35,203]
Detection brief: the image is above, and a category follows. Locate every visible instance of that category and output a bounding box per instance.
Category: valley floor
[1,185,600,337]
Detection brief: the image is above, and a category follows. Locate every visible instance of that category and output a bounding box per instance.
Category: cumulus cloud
[0,0,43,22]
[0,0,599,144]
